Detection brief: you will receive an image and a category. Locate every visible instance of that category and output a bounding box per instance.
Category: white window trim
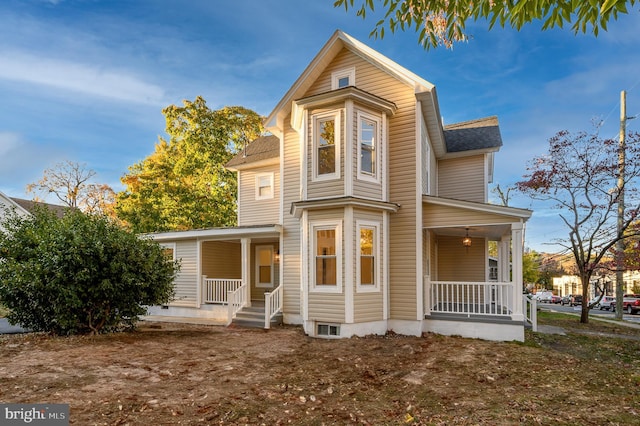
[160,242,177,261]
[356,220,380,293]
[331,67,356,90]
[312,111,341,182]
[310,220,342,294]
[356,111,381,183]
[255,245,274,288]
[255,172,274,200]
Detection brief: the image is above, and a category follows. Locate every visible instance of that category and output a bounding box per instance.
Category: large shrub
[0,207,178,334]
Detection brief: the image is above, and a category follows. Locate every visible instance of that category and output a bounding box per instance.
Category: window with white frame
[312,221,342,292]
[357,112,380,181]
[255,172,274,200]
[160,243,176,262]
[357,221,380,292]
[313,111,340,180]
[331,67,355,90]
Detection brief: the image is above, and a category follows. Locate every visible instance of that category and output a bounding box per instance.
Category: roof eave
[422,195,532,220]
[266,29,436,133]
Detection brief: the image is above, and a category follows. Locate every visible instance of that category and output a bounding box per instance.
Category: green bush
[0,207,178,334]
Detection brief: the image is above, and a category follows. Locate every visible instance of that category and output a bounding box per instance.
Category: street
[540,302,640,323]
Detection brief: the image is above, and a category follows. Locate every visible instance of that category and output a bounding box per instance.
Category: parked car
[595,295,615,311]
[561,294,582,306]
[551,295,562,304]
[534,291,554,303]
[611,294,640,314]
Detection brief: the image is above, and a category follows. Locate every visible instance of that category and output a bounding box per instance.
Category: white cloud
[0,51,167,106]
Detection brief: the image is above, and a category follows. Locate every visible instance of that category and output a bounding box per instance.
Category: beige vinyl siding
[430,231,437,277]
[307,208,345,322]
[353,209,384,322]
[387,86,419,321]
[429,147,437,195]
[352,103,384,200]
[422,203,519,228]
[354,292,383,322]
[307,107,345,199]
[282,117,301,316]
[308,293,346,322]
[305,48,420,321]
[438,155,485,202]
[436,235,486,281]
[171,240,198,304]
[238,166,280,226]
[298,48,422,321]
[201,241,241,279]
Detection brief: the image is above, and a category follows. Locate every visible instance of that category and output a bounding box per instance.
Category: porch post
[241,237,251,307]
[498,236,510,283]
[511,222,524,318]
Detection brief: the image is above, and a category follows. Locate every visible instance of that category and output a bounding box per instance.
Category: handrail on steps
[226,283,247,326]
[264,284,283,329]
[523,294,537,332]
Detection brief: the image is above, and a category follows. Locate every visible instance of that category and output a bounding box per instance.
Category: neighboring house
[147,30,532,341]
[553,272,640,299]
[0,190,68,222]
[0,191,32,221]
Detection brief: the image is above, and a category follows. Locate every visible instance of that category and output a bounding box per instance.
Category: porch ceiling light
[462,228,472,248]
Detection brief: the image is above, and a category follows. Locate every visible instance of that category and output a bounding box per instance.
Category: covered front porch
[421,196,533,340]
[147,225,283,327]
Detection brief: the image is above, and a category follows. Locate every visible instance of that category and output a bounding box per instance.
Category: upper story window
[331,67,356,90]
[357,111,381,182]
[313,111,341,181]
[255,172,274,200]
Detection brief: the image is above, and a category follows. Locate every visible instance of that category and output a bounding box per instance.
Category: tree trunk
[580,272,590,323]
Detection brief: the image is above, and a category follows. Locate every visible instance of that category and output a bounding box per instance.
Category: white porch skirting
[423,317,524,342]
[146,304,228,322]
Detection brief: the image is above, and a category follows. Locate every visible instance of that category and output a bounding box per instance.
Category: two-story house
[147,30,532,341]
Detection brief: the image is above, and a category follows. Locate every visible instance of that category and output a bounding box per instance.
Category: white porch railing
[523,295,538,331]
[226,283,247,326]
[202,277,243,304]
[264,284,283,329]
[429,281,515,316]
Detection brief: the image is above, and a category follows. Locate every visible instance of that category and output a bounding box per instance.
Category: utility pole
[615,91,626,320]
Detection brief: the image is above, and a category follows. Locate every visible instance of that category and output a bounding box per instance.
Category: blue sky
[1,0,639,253]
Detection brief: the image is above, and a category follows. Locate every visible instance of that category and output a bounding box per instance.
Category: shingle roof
[226,134,280,168]
[443,116,502,153]
[10,198,69,218]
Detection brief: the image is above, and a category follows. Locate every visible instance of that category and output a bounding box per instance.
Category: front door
[255,245,274,289]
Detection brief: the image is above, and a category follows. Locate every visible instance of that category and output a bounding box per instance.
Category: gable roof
[0,190,31,217]
[10,197,69,218]
[264,30,449,156]
[226,134,280,171]
[443,116,503,154]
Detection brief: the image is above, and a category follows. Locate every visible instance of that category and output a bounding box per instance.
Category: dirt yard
[1,318,639,425]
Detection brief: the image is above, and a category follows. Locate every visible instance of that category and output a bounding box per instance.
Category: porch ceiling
[430,224,511,241]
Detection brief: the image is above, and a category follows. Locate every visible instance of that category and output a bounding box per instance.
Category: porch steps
[232,301,282,329]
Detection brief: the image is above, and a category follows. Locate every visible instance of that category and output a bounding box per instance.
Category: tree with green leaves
[335,0,637,49]
[0,207,178,335]
[516,128,640,323]
[116,97,264,233]
[522,250,541,288]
